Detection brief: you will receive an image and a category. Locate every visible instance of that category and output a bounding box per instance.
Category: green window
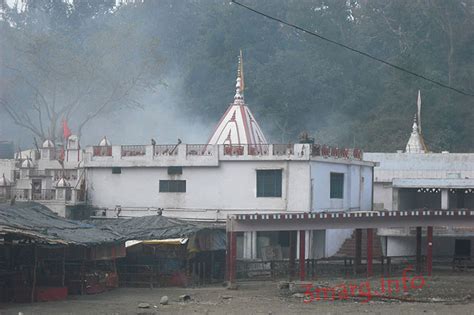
[330,173,344,199]
[111,167,121,174]
[257,170,282,197]
[159,180,186,192]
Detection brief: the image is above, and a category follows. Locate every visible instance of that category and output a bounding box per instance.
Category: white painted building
[0,136,85,217]
[365,91,474,257]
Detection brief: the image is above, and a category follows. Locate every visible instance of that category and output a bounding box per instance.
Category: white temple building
[80,53,375,259]
[365,91,474,257]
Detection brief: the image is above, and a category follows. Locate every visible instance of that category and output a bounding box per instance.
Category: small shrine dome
[21,158,34,168]
[55,177,71,188]
[98,136,111,147]
[42,139,55,148]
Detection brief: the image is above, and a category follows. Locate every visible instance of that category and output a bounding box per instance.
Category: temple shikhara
[208,51,267,146]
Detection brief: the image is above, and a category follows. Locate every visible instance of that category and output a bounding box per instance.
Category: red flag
[63,119,72,139]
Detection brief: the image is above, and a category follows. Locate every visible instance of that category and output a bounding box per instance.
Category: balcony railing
[121,145,146,157]
[186,144,213,156]
[273,144,294,155]
[248,144,270,156]
[10,189,30,200]
[93,146,112,157]
[154,145,178,156]
[223,145,244,156]
[32,189,56,201]
[28,170,52,177]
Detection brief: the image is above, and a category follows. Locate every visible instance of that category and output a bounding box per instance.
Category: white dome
[55,177,71,187]
[21,159,34,168]
[42,139,55,148]
[98,136,111,146]
[0,174,11,186]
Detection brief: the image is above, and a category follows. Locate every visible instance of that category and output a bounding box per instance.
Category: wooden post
[367,228,373,277]
[228,232,237,284]
[299,230,306,281]
[289,231,296,280]
[62,247,66,287]
[416,227,422,273]
[426,226,433,276]
[31,245,38,303]
[354,229,362,274]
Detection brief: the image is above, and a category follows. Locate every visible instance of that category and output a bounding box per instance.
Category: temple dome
[42,139,55,148]
[207,51,267,146]
[55,178,71,187]
[21,158,34,168]
[98,136,111,146]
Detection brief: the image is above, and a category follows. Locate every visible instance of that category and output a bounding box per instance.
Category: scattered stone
[138,303,150,309]
[221,294,233,300]
[289,281,313,293]
[292,293,305,298]
[226,283,239,290]
[278,281,290,289]
[464,294,471,300]
[179,294,191,302]
[160,296,169,305]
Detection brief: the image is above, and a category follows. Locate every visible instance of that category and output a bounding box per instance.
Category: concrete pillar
[243,232,252,259]
[441,189,449,210]
[426,226,433,276]
[251,231,257,259]
[416,227,422,273]
[227,232,237,284]
[392,188,399,211]
[299,230,306,281]
[367,228,373,277]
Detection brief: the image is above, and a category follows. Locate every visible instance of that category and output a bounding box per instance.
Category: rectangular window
[256,170,282,197]
[159,180,186,192]
[112,167,121,174]
[330,172,344,199]
[168,166,183,175]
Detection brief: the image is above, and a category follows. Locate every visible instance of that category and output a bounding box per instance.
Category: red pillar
[299,230,306,281]
[228,232,237,284]
[426,226,433,276]
[354,228,362,274]
[367,228,373,277]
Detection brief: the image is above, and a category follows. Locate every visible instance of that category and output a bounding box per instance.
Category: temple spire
[417,90,422,134]
[234,50,245,104]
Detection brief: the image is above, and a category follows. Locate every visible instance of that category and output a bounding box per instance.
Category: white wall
[311,161,373,212]
[86,160,312,220]
[387,236,474,257]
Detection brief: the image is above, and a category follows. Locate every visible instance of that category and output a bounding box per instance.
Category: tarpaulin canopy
[0,202,120,245]
[89,215,226,250]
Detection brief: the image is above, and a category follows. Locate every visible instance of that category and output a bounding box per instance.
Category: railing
[10,189,30,200]
[247,144,270,156]
[186,144,213,156]
[93,146,112,157]
[154,145,178,156]
[32,189,56,201]
[311,144,363,160]
[273,144,294,155]
[223,145,244,156]
[121,145,146,157]
[28,169,52,177]
[52,169,78,181]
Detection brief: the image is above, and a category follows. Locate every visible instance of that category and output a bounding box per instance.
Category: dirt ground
[1,274,473,315]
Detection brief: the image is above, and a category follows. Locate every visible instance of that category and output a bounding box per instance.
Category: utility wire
[231,0,474,97]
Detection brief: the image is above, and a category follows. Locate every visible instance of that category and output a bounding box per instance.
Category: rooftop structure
[207,51,267,146]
